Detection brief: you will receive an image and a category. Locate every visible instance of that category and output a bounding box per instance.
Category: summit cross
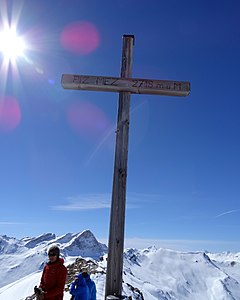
[61,35,190,299]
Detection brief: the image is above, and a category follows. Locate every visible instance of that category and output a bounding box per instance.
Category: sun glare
[0,27,26,61]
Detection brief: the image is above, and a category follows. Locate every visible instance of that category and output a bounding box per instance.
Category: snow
[0,231,240,300]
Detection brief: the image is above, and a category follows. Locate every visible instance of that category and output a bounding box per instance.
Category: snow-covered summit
[61,229,107,257]
[1,231,240,300]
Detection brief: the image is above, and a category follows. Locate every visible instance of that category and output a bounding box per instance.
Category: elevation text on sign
[61,74,190,97]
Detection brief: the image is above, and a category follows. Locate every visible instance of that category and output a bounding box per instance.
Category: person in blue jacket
[82,270,96,300]
[70,273,89,300]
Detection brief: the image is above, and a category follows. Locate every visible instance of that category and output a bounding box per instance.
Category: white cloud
[215,209,240,218]
[52,193,111,211]
[0,222,25,226]
[52,192,162,211]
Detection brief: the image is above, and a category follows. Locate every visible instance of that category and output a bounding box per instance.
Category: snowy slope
[0,232,240,300]
[122,247,240,299]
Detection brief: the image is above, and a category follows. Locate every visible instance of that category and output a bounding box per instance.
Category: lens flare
[67,101,110,139]
[0,96,21,132]
[60,21,100,55]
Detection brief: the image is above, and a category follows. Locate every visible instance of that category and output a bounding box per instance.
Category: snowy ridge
[122,247,240,299]
[0,235,23,255]
[0,231,240,299]
[23,233,56,248]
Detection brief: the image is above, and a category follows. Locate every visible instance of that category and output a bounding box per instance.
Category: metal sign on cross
[61,35,190,299]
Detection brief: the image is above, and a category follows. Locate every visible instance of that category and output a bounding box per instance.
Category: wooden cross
[61,35,190,299]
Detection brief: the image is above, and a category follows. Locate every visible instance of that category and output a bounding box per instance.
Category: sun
[0,27,26,62]
[0,2,32,92]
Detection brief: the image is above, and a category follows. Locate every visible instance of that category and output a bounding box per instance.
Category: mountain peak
[62,230,107,258]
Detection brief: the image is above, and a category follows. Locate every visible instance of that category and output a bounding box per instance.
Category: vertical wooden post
[61,33,190,298]
[105,35,134,299]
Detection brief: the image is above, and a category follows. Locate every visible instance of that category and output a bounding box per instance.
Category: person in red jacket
[35,244,67,300]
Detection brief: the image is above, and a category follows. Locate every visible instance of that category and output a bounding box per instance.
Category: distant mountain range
[0,230,240,299]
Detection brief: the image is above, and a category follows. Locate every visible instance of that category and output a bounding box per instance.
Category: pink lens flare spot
[0,96,21,132]
[67,102,110,138]
[60,21,100,55]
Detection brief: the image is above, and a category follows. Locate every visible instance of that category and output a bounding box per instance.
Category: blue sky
[0,0,240,252]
